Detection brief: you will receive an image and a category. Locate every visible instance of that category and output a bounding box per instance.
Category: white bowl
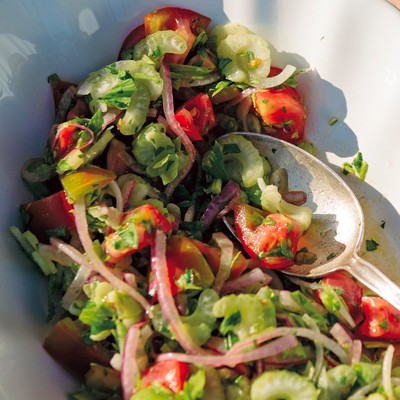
[1,0,399,398]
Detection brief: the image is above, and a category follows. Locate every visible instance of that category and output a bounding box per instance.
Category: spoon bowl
[226,132,400,310]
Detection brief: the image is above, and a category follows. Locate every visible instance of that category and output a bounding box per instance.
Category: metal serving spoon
[224,132,400,310]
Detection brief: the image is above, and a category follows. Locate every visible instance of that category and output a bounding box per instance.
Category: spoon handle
[343,254,400,311]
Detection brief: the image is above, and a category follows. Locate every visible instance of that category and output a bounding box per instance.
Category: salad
[10,6,400,400]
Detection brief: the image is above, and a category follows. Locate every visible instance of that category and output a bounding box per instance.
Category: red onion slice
[228,87,256,107]
[49,238,94,310]
[151,230,208,355]
[156,335,298,367]
[382,344,395,400]
[212,232,234,294]
[351,339,362,365]
[227,326,349,364]
[108,180,124,213]
[220,268,272,295]
[62,265,92,310]
[52,122,95,160]
[235,95,253,131]
[121,325,140,400]
[38,243,75,267]
[329,323,353,348]
[200,181,240,230]
[160,62,196,198]
[73,198,150,311]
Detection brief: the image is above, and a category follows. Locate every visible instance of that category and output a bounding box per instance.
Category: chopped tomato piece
[356,297,400,341]
[67,98,90,120]
[105,204,173,259]
[23,190,75,242]
[106,139,130,176]
[52,124,83,159]
[253,67,306,143]
[43,317,112,379]
[166,234,215,286]
[61,166,116,203]
[144,7,211,64]
[233,203,304,269]
[148,234,214,299]
[175,93,216,141]
[141,360,191,394]
[193,239,248,280]
[316,271,363,321]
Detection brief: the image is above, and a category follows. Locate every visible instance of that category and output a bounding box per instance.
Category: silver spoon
[223,132,400,310]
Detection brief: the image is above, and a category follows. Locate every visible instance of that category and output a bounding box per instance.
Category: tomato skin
[105,204,173,259]
[43,317,112,379]
[141,360,191,394]
[53,124,80,159]
[144,7,211,36]
[23,190,75,242]
[175,93,216,141]
[356,297,400,341]
[316,271,363,321]
[253,67,306,143]
[61,166,116,203]
[118,24,145,59]
[106,139,130,176]
[149,234,215,299]
[144,7,211,64]
[193,239,248,280]
[233,203,304,269]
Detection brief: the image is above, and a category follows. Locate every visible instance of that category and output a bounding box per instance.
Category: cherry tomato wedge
[23,190,75,242]
[61,166,116,203]
[175,93,216,141]
[356,297,400,341]
[149,234,215,299]
[141,360,191,394]
[144,7,211,64]
[166,234,215,286]
[233,203,304,269]
[118,24,145,59]
[253,67,306,143]
[43,317,112,379]
[105,204,173,259]
[193,239,248,280]
[316,271,363,321]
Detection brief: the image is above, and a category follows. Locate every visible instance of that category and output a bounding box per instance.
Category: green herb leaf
[98,77,137,109]
[327,252,336,260]
[202,141,229,181]
[328,116,338,126]
[218,57,232,71]
[47,73,60,85]
[220,310,242,335]
[366,239,379,251]
[223,143,241,155]
[169,64,211,80]
[342,162,355,176]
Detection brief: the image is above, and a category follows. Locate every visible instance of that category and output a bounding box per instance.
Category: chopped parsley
[223,143,241,155]
[327,252,336,261]
[218,57,232,71]
[220,310,241,335]
[328,116,338,126]
[366,239,379,252]
[380,320,388,331]
[341,152,369,181]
